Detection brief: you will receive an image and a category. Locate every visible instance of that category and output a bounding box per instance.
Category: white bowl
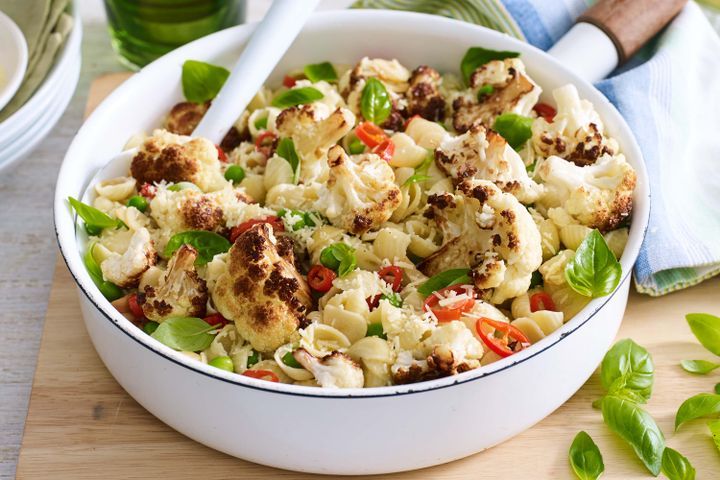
[55,10,650,475]
[0,10,27,112]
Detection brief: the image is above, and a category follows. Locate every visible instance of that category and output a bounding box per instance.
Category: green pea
[366,322,387,339]
[208,356,234,372]
[126,195,149,212]
[99,281,124,301]
[143,321,159,335]
[167,181,200,192]
[319,246,341,270]
[84,224,102,236]
[348,137,365,155]
[281,351,302,368]
[477,84,494,100]
[247,350,259,367]
[224,165,246,184]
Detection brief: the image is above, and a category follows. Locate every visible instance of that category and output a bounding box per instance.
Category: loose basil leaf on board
[271,86,324,108]
[303,61,338,83]
[568,431,604,480]
[181,60,230,104]
[565,229,622,298]
[709,419,720,454]
[276,137,301,184]
[680,359,720,374]
[600,395,665,476]
[319,242,357,277]
[600,339,654,404]
[460,46,519,84]
[417,268,472,297]
[492,113,533,151]
[360,77,392,125]
[83,243,124,301]
[661,448,696,480]
[151,317,217,352]
[69,197,125,233]
[674,393,720,431]
[685,313,720,356]
[163,231,232,265]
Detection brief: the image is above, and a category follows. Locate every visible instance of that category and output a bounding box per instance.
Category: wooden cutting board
[15,73,720,479]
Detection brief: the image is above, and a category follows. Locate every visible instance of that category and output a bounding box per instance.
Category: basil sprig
[600,339,654,404]
[565,229,622,298]
[319,242,356,277]
[271,86,324,108]
[680,359,720,374]
[417,268,472,297]
[402,152,434,186]
[181,60,230,104]
[685,313,720,356]
[276,137,301,184]
[709,419,720,454]
[600,395,665,476]
[164,231,231,265]
[493,113,533,151]
[151,316,217,352]
[568,431,604,480]
[460,46,519,84]
[675,393,720,430]
[83,243,124,301]
[360,77,392,125]
[303,61,337,83]
[661,447,696,480]
[69,197,125,235]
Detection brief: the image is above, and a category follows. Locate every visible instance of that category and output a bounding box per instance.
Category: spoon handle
[193,0,320,144]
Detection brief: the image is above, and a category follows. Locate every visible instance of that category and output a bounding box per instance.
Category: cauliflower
[532,84,618,166]
[435,123,542,203]
[452,58,541,133]
[275,104,355,182]
[535,153,636,231]
[99,227,156,288]
[292,348,364,389]
[318,145,401,235]
[419,179,542,303]
[130,129,227,192]
[140,244,208,321]
[406,65,446,121]
[164,101,209,136]
[212,223,312,352]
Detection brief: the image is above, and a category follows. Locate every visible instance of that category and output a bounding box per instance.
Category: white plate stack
[0,5,81,173]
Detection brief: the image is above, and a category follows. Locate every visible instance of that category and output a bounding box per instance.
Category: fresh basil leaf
[675,393,720,431]
[600,339,654,404]
[319,243,356,277]
[460,47,519,84]
[281,351,302,368]
[83,243,124,301]
[417,268,472,297]
[381,292,403,308]
[661,447,696,480]
[601,395,665,476]
[271,86,324,108]
[709,419,720,454]
[181,60,230,104]
[151,316,216,352]
[493,113,533,151]
[402,152,434,186]
[716,383,720,395]
[69,197,124,233]
[568,431,604,480]
[279,209,316,231]
[254,116,268,130]
[530,270,543,288]
[680,359,720,374]
[366,322,386,339]
[686,313,720,356]
[276,137,301,184]
[338,251,357,277]
[477,84,494,100]
[303,61,337,83]
[163,231,231,265]
[565,229,622,298]
[360,77,392,125]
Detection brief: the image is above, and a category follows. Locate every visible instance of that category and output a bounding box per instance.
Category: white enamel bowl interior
[55,10,650,474]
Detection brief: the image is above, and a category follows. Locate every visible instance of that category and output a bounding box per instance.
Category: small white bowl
[0,10,27,112]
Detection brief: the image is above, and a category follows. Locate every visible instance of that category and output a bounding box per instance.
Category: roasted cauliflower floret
[212,223,312,352]
[165,101,209,136]
[293,348,364,388]
[435,123,542,203]
[318,145,401,235]
[407,65,445,121]
[532,84,618,166]
[100,227,156,288]
[140,244,208,321]
[452,58,540,133]
[130,129,227,192]
[419,179,542,303]
[535,153,636,231]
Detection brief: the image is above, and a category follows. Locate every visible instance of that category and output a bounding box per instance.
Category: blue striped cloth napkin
[353,0,720,296]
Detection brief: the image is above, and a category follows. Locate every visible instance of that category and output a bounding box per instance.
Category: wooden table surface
[12,73,720,479]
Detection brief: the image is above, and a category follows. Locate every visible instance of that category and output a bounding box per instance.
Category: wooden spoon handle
[578,0,687,63]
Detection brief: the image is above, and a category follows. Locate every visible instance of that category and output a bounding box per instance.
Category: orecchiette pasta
[511,310,564,343]
[559,224,593,251]
[299,323,352,357]
[95,176,136,202]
